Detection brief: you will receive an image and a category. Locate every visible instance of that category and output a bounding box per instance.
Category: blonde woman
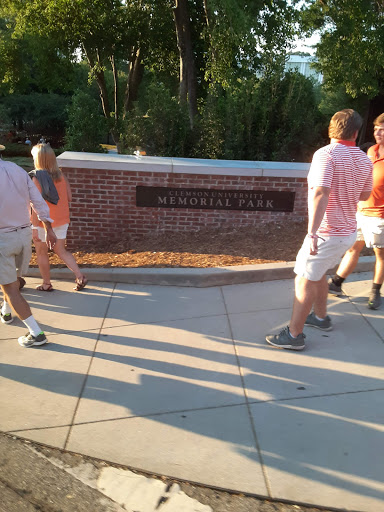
[30,143,87,291]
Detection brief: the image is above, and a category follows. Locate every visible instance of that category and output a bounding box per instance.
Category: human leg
[266,233,356,350]
[368,247,384,309]
[372,247,384,285]
[290,276,320,336]
[329,240,365,294]
[2,281,32,320]
[265,275,315,350]
[34,239,53,290]
[2,282,47,347]
[53,239,87,289]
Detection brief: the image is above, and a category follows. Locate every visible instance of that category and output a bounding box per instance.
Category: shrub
[64,90,107,152]
[196,72,324,162]
[121,81,190,157]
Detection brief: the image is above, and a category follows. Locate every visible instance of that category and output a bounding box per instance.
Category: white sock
[288,328,297,339]
[22,315,43,337]
[1,301,12,315]
[315,314,325,322]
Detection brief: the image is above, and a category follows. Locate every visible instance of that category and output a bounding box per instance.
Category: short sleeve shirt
[357,144,384,218]
[307,140,373,236]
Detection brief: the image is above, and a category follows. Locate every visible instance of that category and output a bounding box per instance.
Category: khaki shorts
[356,213,384,248]
[294,232,356,282]
[36,223,69,242]
[0,227,32,285]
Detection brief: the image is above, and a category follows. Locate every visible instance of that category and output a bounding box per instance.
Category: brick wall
[58,153,309,249]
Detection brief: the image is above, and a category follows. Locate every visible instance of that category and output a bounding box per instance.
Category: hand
[309,236,318,255]
[45,228,57,250]
[32,230,41,243]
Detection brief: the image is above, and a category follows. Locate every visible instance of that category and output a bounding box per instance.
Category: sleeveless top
[33,173,70,228]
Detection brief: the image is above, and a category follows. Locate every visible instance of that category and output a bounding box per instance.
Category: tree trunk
[173,0,198,127]
[110,53,119,122]
[83,44,120,145]
[123,47,144,116]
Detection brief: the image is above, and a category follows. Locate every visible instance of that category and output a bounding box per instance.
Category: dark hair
[328,109,363,139]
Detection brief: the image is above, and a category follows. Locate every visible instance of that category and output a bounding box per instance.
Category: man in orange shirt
[329,113,384,309]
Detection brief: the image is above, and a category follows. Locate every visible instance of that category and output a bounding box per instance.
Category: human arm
[359,190,372,201]
[42,220,57,250]
[28,175,56,247]
[30,177,42,242]
[31,209,42,243]
[307,186,331,255]
[359,160,373,201]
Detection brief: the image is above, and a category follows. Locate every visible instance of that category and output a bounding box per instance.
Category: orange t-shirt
[34,174,70,227]
[358,144,384,218]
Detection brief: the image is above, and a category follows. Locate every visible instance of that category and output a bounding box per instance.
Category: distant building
[285,54,323,83]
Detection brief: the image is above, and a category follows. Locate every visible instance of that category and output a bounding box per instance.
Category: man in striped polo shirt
[266,109,373,350]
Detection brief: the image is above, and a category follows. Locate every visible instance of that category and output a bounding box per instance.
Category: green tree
[64,90,107,152]
[302,0,384,140]
[0,16,77,95]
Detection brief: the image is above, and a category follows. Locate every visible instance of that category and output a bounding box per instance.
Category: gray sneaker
[368,290,382,310]
[18,332,47,348]
[328,278,342,295]
[266,326,305,351]
[305,312,333,331]
[0,311,13,324]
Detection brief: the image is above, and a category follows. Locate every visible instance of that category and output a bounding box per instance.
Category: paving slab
[221,278,296,314]
[16,278,114,335]
[67,405,268,495]
[229,301,384,402]
[0,330,99,432]
[250,391,384,512]
[342,272,384,337]
[74,315,245,423]
[0,271,383,512]
[103,283,226,328]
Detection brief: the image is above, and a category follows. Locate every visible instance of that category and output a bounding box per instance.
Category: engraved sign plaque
[136,186,295,212]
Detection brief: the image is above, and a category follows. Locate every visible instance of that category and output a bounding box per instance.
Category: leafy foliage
[0,93,69,135]
[122,71,324,162]
[302,0,384,99]
[194,71,323,162]
[64,90,107,152]
[122,81,190,156]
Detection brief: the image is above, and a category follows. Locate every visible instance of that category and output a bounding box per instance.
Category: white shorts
[294,232,357,281]
[356,212,384,248]
[36,223,69,242]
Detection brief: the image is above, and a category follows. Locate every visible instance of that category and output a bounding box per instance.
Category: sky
[292,33,320,55]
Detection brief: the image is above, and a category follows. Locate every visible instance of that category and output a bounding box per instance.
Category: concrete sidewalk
[1,270,383,512]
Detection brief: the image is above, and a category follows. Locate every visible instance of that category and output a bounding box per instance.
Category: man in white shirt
[266,110,373,351]
[0,160,57,347]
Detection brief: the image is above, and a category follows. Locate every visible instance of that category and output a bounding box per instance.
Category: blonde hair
[328,109,363,140]
[31,143,62,181]
[373,113,384,126]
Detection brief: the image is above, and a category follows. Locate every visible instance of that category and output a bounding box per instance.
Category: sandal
[36,283,54,292]
[74,276,88,291]
[18,277,26,290]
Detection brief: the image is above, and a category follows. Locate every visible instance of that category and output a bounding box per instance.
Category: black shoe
[328,278,342,295]
[368,290,382,310]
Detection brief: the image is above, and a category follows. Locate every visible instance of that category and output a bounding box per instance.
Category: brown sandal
[18,277,26,290]
[74,276,88,291]
[36,283,54,292]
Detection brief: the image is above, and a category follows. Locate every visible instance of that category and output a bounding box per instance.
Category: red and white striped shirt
[307,140,373,236]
